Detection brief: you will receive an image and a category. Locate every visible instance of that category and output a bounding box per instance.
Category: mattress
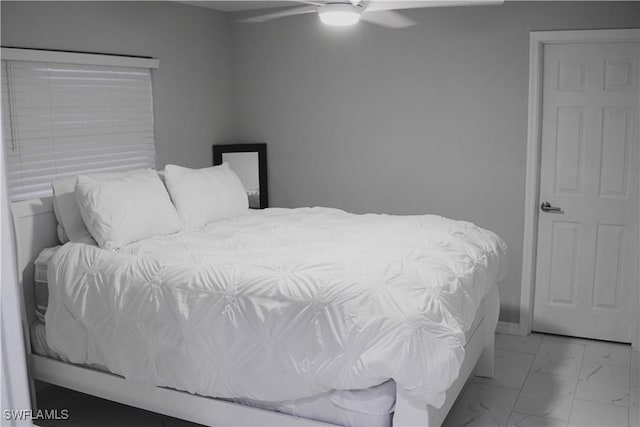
[44,207,507,409]
[34,246,61,322]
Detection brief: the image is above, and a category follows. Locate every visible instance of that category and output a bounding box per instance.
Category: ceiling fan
[240,0,503,29]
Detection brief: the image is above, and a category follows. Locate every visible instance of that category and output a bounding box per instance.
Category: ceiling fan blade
[361,10,416,28]
[298,0,328,5]
[239,5,317,23]
[366,0,503,12]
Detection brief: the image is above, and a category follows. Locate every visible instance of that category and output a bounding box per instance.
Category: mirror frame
[212,143,268,209]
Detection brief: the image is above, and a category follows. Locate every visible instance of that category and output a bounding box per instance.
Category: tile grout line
[504,334,541,425]
[564,341,586,427]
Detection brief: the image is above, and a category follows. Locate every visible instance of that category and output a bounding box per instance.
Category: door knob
[541,202,563,213]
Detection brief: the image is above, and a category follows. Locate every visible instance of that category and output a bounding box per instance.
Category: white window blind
[2,50,158,201]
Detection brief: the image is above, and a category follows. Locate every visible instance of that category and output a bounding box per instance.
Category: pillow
[56,225,69,243]
[75,169,182,249]
[52,170,166,244]
[164,163,249,227]
[50,185,70,243]
[52,172,122,244]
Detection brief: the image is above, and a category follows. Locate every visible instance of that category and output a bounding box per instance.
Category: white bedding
[45,207,507,408]
[30,319,395,427]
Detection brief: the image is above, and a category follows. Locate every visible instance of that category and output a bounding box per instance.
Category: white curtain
[1,124,33,426]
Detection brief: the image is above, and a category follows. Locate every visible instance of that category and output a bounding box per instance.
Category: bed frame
[11,196,499,427]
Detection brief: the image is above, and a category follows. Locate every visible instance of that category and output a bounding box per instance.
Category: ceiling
[177,1,298,12]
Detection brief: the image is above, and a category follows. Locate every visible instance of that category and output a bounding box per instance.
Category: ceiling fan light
[318,4,361,26]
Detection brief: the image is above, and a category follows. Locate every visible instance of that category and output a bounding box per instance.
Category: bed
[11,169,505,427]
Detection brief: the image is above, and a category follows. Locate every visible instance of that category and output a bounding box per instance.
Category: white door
[533,41,639,343]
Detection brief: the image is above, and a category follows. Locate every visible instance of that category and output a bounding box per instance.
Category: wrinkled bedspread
[46,207,507,407]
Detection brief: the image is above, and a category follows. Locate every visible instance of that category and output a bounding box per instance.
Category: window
[1,48,159,201]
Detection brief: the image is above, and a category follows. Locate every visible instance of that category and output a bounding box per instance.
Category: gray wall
[1,1,234,169]
[2,1,639,323]
[230,1,640,323]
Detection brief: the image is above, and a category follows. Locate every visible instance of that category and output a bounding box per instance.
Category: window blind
[2,54,157,201]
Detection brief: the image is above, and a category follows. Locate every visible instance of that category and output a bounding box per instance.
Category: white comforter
[46,207,507,407]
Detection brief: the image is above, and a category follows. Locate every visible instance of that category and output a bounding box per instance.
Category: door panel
[533,41,639,343]
[554,107,584,194]
[592,224,623,309]
[600,107,631,197]
[548,221,580,305]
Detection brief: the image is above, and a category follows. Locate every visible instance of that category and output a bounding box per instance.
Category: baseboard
[496,321,520,335]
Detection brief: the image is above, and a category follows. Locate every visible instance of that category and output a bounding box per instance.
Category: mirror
[212,143,268,209]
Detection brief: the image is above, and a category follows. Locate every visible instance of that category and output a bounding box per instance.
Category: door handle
[541,202,563,213]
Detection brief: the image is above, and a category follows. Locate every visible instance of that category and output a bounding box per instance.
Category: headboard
[11,197,59,327]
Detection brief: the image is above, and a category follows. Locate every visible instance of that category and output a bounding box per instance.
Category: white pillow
[51,196,70,244]
[164,163,249,227]
[52,170,166,244]
[76,169,183,249]
[52,172,122,244]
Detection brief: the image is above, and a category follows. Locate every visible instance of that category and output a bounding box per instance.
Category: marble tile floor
[34,333,639,427]
[444,333,640,427]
